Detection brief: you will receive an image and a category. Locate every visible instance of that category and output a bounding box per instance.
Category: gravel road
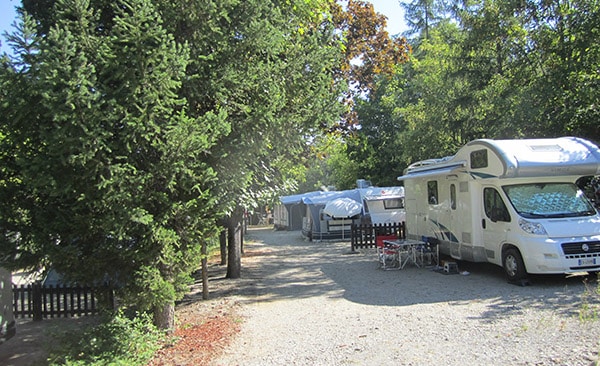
[212,227,600,366]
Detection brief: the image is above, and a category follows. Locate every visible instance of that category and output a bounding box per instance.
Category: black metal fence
[351,222,406,251]
[13,284,112,321]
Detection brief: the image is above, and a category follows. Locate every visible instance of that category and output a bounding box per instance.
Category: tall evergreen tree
[158,0,346,278]
[3,0,347,316]
[525,0,600,140]
[0,0,227,330]
[402,0,448,41]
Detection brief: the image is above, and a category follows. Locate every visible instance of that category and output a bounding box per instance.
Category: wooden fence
[13,284,112,321]
[351,222,406,251]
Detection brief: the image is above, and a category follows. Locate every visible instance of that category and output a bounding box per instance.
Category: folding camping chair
[413,237,439,267]
[376,235,401,270]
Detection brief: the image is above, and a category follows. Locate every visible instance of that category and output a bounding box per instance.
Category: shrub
[47,311,163,366]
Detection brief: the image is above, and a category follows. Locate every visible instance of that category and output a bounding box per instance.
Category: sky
[366,0,406,36]
[0,0,406,55]
[0,0,18,55]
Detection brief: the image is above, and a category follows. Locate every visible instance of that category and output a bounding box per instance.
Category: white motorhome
[397,137,600,281]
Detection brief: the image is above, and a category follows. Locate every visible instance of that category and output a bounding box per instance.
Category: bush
[47,311,164,366]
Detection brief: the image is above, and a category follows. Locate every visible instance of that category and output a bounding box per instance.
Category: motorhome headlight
[518,218,547,235]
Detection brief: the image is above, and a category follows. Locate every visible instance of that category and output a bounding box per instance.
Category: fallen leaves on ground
[148,303,241,365]
[149,242,270,365]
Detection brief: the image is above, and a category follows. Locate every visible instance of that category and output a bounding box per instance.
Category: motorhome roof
[360,186,405,200]
[406,156,453,170]
[397,137,600,180]
[280,186,405,205]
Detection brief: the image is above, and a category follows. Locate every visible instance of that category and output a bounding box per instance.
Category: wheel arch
[501,243,520,257]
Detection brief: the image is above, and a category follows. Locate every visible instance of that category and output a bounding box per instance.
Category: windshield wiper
[521,211,595,218]
[519,212,550,218]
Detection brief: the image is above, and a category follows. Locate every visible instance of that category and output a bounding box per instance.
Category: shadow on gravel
[182,227,594,321]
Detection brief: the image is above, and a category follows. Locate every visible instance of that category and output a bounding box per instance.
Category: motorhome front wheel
[503,248,527,281]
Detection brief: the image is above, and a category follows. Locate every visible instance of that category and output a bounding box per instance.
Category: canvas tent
[300,190,363,240]
[274,191,337,231]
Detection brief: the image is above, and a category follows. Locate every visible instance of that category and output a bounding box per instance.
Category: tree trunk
[219,229,227,265]
[240,222,244,255]
[201,240,209,300]
[226,208,243,279]
[153,302,175,333]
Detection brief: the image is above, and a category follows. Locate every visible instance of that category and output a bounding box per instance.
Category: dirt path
[211,228,599,365]
[0,317,97,366]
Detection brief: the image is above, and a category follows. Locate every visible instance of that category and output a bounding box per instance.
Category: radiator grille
[562,241,600,255]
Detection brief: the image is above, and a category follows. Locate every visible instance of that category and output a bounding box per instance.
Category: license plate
[578,258,597,266]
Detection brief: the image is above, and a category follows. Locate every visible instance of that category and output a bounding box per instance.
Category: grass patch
[579,273,600,322]
[46,311,163,366]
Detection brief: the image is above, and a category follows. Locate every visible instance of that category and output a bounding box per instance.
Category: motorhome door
[480,186,511,264]
[445,181,461,258]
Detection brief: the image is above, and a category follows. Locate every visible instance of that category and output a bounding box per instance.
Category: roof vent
[356,179,372,188]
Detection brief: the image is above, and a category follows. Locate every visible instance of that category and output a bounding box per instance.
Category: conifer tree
[0,0,227,330]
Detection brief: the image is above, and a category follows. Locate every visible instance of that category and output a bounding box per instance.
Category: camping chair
[414,236,439,267]
[376,235,401,270]
[258,214,267,226]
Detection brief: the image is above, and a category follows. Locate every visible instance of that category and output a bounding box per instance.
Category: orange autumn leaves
[332,0,411,93]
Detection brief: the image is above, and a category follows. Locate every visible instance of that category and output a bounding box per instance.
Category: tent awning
[322,197,362,219]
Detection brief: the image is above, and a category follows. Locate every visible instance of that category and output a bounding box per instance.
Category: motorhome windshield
[503,183,596,218]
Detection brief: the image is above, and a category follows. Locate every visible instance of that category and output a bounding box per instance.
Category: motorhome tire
[503,248,527,282]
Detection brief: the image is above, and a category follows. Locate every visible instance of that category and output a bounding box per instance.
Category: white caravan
[397,137,600,281]
[359,186,405,224]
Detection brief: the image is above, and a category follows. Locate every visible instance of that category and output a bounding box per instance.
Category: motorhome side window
[471,149,488,169]
[450,184,456,210]
[484,188,511,222]
[383,198,404,209]
[428,181,438,205]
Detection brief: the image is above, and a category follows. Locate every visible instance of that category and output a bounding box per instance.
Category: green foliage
[296,134,357,192]
[46,312,163,366]
[0,0,225,328]
[345,77,408,186]
[402,0,448,41]
[1,0,345,327]
[524,0,600,139]
[159,0,345,211]
[326,141,360,190]
[333,0,600,183]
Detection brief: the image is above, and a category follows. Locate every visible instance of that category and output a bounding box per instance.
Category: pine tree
[0,0,227,331]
